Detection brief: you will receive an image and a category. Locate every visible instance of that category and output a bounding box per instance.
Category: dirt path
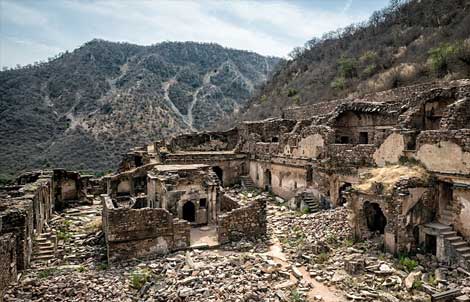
[266,241,347,302]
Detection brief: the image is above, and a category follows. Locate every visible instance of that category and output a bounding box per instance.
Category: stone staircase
[424,223,470,269]
[240,176,256,190]
[31,230,57,268]
[302,192,321,213]
[439,203,457,226]
[208,170,221,187]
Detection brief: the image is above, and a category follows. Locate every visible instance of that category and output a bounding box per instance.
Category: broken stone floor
[4,191,470,302]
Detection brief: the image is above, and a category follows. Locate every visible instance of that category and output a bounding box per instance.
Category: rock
[404,271,422,290]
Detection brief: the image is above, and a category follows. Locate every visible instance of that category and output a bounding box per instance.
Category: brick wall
[217,198,267,244]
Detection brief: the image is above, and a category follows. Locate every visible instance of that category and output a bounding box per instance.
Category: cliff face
[0,40,280,179]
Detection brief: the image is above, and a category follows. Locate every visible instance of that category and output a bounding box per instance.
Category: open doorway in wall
[338,182,352,206]
[264,169,272,191]
[212,166,223,186]
[364,202,387,234]
[182,201,196,222]
[425,234,437,255]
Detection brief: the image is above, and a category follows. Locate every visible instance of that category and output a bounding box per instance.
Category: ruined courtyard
[2,79,470,301]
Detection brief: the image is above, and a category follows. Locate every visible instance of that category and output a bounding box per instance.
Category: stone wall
[0,199,33,270]
[168,128,240,152]
[0,233,17,298]
[440,97,470,130]
[217,198,267,244]
[416,130,470,174]
[326,144,377,168]
[102,195,190,263]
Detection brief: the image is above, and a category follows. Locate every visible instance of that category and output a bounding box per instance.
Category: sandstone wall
[221,194,241,212]
[218,198,266,244]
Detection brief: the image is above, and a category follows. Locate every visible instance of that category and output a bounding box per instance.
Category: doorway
[264,169,272,191]
[363,202,387,234]
[182,201,196,223]
[213,166,223,186]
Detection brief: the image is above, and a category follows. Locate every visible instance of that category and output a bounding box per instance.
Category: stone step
[442,231,457,238]
[35,249,55,256]
[456,247,470,253]
[32,254,54,261]
[451,241,468,248]
[447,236,463,242]
[462,253,470,260]
[424,223,452,231]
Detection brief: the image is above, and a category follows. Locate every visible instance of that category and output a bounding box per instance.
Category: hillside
[239,0,470,121]
[0,40,280,180]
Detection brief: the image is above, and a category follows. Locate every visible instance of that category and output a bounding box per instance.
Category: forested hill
[239,0,470,122]
[0,40,280,181]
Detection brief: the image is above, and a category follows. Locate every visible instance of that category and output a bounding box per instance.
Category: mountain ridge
[0,39,281,181]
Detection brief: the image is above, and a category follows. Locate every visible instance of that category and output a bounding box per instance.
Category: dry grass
[83,217,102,234]
[354,164,429,193]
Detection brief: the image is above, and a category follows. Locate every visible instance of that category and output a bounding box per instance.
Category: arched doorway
[182,201,196,222]
[264,169,272,191]
[213,166,223,186]
[363,202,387,234]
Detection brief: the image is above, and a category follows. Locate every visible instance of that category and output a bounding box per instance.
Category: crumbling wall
[0,199,33,270]
[373,132,406,167]
[102,195,190,263]
[168,128,240,152]
[0,233,17,299]
[327,144,377,167]
[454,187,470,239]
[440,97,470,130]
[218,198,267,244]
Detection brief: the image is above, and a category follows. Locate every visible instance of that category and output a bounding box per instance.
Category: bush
[287,88,298,97]
[427,42,459,76]
[399,256,419,272]
[330,77,346,90]
[130,268,152,289]
[290,290,305,302]
[338,56,358,78]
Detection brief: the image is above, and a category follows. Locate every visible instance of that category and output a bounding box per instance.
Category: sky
[0,0,390,68]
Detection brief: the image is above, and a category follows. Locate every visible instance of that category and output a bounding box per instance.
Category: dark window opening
[182,201,195,222]
[135,156,143,167]
[340,136,350,144]
[359,132,369,144]
[364,202,387,234]
[271,137,279,143]
[200,198,207,208]
[425,234,437,255]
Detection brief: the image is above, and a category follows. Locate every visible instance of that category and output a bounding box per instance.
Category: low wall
[102,195,190,263]
[218,198,267,244]
[327,144,377,167]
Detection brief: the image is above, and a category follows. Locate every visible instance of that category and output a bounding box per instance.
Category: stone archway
[363,202,387,234]
[182,201,196,223]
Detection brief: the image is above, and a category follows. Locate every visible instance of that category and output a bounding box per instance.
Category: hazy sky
[0,0,389,68]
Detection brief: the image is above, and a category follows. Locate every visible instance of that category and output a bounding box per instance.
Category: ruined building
[1,79,470,296]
